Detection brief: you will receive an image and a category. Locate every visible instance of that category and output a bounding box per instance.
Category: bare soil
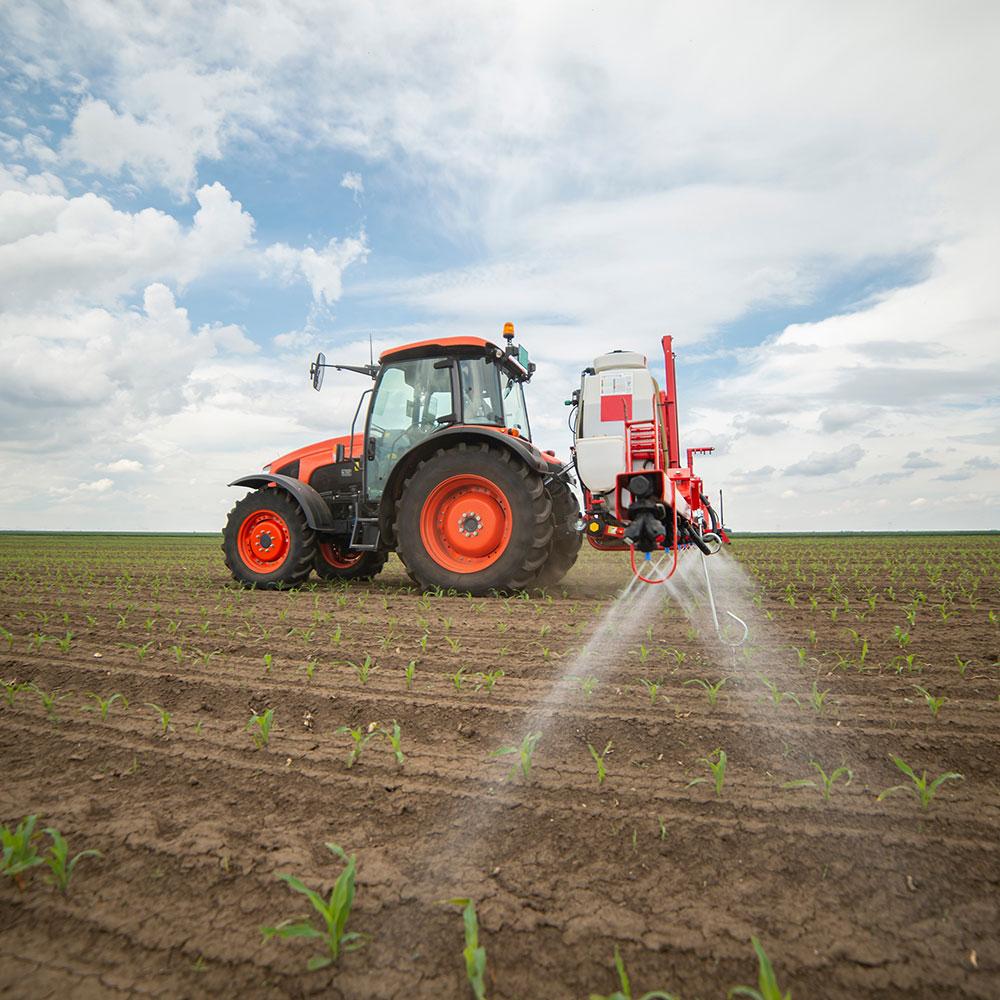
[1,533,998,999]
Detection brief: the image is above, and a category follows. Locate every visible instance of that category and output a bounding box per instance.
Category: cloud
[103,459,143,473]
[733,414,787,437]
[264,232,369,304]
[728,466,776,484]
[903,450,942,470]
[818,404,879,433]
[341,171,364,198]
[785,444,864,477]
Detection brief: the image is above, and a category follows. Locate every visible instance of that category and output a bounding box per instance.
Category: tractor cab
[366,334,534,499]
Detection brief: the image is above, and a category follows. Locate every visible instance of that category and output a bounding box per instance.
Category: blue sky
[1,2,998,531]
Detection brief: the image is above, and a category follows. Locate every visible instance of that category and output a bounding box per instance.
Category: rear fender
[379,427,550,546]
[229,474,335,532]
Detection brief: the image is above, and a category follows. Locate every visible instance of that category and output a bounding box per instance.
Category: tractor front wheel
[222,488,316,589]
[314,540,387,581]
[395,443,553,595]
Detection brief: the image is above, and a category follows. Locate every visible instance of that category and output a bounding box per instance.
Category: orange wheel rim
[319,541,364,569]
[419,474,512,573]
[237,509,291,573]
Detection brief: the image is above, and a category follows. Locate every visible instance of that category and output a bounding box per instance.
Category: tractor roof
[379,336,495,363]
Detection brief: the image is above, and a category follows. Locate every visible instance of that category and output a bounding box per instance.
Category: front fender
[229,473,335,532]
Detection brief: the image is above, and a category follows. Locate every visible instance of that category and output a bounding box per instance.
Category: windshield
[502,378,531,439]
[457,357,531,440]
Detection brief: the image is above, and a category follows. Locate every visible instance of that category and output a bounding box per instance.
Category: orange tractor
[223,325,731,598]
[223,325,582,595]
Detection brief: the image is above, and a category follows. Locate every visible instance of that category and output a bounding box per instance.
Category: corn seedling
[261,842,365,971]
[54,631,73,653]
[263,652,274,674]
[170,645,184,665]
[84,692,128,721]
[350,656,375,685]
[587,740,613,785]
[335,725,378,768]
[30,684,70,721]
[452,666,467,691]
[404,660,416,690]
[145,702,172,737]
[446,898,487,1000]
[877,755,963,809]
[728,937,790,1000]
[809,682,831,715]
[758,675,800,708]
[683,677,728,706]
[42,827,101,893]
[689,748,727,796]
[782,761,852,801]
[954,654,971,678]
[588,944,679,1000]
[382,721,405,765]
[658,817,668,841]
[0,626,13,650]
[475,669,504,694]
[1,814,44,889]
[445,635,461,652]
[912,685,947,718]
[490,731,542,782]
[2,678,31,707]
[571,675,599,699]
[247,708,275,749]
[639,678,664,705]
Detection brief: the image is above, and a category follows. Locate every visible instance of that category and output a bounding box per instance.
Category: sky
[1,1,998,533]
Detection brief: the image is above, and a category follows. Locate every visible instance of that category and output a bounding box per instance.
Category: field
[1,532,998,999]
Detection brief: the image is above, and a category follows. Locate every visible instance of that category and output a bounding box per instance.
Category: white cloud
[103,459,143,472]
[341,171,363,197]
[785,444,865,478]
[264,232,369,305]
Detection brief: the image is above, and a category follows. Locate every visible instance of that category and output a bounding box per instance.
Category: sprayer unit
[570,337,739,602]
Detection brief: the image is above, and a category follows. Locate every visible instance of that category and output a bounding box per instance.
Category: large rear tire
[534,476,583,588]
[395,443,553,595]
[222,489,316,589]
[314,540,387,582]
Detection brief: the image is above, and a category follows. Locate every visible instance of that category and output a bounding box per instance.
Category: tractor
[222,325,582,595]
[223,325,735,605]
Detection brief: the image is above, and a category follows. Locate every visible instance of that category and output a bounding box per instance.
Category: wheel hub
[459,512,483,537]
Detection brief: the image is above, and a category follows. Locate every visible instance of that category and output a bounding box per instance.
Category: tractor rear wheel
[222,488,316,589]
[534,476,582,589]
[314,540,387,581]
[395,443,553,595]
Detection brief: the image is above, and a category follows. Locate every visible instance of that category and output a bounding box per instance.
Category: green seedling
[954,655,971,677]
[263,652,274,674]
[262,842,365,971]
[658,817,668,841]
[782,762,852,801]
[683,677,728,706]
[304,658,318,679]
[170,645,184,665]
[382,721,405,765]
[571,675,599,699]
[1,814,43,890]
[30,684,70,721]
[247,708,275,749]
[335,724,378,768]
[587,740,613,785]
[689,748,727,797]
[912,685,947,718]
[452,666,467,692]
[639,678,664,705]
[84,692,128,721]
[729,936,791,999]
[145,702,172,737]
[194,648,218,667]
[349,656,375,685]
[589,944,679,1000]
[758,675,800,708]
[54,631,73,653]
[404,660,416,690]
[2,678,31,707]
[490,731,542,782]
[42,827,102,893]
[445,635,461,652]
[877,755,963,810]
[0,626,13,650]
[809,681,831,714]
[475,669,504,694]
[446,898,487,1000]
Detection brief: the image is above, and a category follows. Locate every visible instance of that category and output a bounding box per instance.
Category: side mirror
[310,352,325,391]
